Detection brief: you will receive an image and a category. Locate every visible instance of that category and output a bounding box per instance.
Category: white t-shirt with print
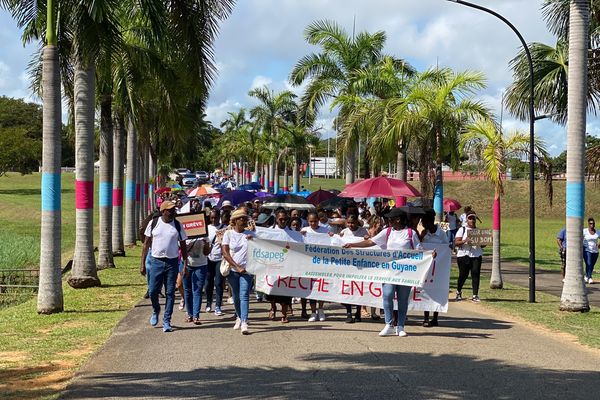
[144,217,187,259]
[301,225,330,234]
[222,229,255,267]
[208,224,224,261]
[583,229,599,253]
[455,226,483,258]
[371,227,421,250]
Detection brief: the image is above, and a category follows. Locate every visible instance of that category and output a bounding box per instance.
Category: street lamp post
[447,0,537,302]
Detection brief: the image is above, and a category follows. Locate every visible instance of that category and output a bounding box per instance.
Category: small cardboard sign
[466,228,493,246]
[439,222,450,232]
[176,213,208,238]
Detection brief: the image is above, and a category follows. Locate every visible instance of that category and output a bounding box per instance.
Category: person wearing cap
[343,208,421,337]
[222,208,255,334]
[454,212,485,302]
[205,209,226,316]
[141,200,188,332]
[221,200,234,212]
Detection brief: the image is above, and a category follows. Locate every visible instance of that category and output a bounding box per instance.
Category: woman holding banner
[222,209,255,335]
[343,209,421,337]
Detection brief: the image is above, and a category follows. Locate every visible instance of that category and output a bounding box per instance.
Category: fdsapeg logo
[252,247,288,265]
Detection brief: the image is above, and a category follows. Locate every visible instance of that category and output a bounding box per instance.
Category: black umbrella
[261,194,316,211]
[318,196,357,211]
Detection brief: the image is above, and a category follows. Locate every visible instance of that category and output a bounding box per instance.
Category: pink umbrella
[443,198,462,212]
[339,176,421,199]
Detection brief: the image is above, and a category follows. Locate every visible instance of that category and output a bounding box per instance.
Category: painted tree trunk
[433,130,443,223]
[274,160,280,193]
[293,153,300,193]
[264,164,270,191]
[395,142,407,207]
[490,196,503,289]
[268,161,274,192]
[283,161,289,192]
[112,112,125,256]
[561,0,590,312]
[37,45,64,313]
[68,63,100,288]
[135,152,142,237]
[345,150,356,184]
[97,94,114,269]
[124,118,138,246]
[148,149,155,212]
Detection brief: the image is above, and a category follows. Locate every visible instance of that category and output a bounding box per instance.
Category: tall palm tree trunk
[68,63,100,288]
[274,160,280,193]
[148,149,155,212]
[283,161,289,192]
[490,194,503,288]
[124,118,137,246]
[396,141,408,207]
[253,159,259,183]
[345,150,356,184]
[293,153,300,192]
[433,130,443,223]
[264,164,270,190]
[268,160,274,192]
[135,151,141,237]
[112,112,125,256]
[561,0,590,312]
[37,43,64,313]
[97,93,114,269]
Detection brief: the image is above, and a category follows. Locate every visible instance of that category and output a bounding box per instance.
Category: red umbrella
[443,198,461,212]
[155,187,171,195]
[339,176,421,199]
[306,189,335,206]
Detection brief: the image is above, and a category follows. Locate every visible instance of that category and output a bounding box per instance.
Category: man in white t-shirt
[141,200,188,332]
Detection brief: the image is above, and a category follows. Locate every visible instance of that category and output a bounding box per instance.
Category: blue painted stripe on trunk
[125,181,136,200]
[433,184,443,217]
[41,172,61,211]
[99,182,112,207]
[566,182,585,218]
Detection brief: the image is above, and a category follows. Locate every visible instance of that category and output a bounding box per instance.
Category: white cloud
[249,75,273,91]
[0,61,10,89]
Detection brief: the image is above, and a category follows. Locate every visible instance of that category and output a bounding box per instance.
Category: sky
[0,0,585,156]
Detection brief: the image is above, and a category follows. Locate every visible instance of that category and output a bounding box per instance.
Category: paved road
[480,257,600,307]
[62,293,600,400]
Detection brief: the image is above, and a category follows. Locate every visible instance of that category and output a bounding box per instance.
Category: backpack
[386,226,415,250]
[140,210,183,242]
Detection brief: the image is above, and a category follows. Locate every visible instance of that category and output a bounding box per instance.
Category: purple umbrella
[216,190,255,207]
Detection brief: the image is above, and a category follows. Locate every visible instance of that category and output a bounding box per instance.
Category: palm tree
[124,117,138,246]
[560,0,591,312]
[112,111,126,256]
[1,0,67,312]
[248,86,297,192]
[289,20,387,184]
[408,68,489,221]
[461,118,550,289]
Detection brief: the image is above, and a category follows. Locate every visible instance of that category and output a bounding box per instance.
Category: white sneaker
[589,278,594,284]
[318,309,326,322]
[241,322,249,335]
[379,324,396,336]
[397,328,407,337]
[584,277,589,283]
[227,297,234,304]
[308,313,318,322]
[233,318,241,330]
[562,279,565,283]
[205,306,212,313]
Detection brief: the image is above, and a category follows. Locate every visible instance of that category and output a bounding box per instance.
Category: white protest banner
[254,244,451,312]
[246,237,434,287]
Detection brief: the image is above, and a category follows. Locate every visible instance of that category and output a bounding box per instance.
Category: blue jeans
[205,259,224,309]
[447,229,458,249]
[147,255,179,325]
[228,270,253,322]
[382,283,412,329]
[583,250,599,279]
[182,265,208,318]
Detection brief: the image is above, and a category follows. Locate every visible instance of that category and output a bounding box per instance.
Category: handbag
[220,258,231,277]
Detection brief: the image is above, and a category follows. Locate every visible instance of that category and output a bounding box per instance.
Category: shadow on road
[59,351,600,399]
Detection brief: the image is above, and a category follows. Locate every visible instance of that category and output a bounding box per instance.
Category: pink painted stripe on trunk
[113,188,124,207]
[493,197,501,230]
[144,183,148,195]
[75,180,94,209]
[135,184,141,201]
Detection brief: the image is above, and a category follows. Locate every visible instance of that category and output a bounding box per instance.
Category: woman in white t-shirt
[206,209,226,316]
[222,209,255,335]
[343,209,421,337]
[583,217,599,283]
[454,212,485,302]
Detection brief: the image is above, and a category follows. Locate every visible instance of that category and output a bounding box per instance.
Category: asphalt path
[61,290,600,400]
